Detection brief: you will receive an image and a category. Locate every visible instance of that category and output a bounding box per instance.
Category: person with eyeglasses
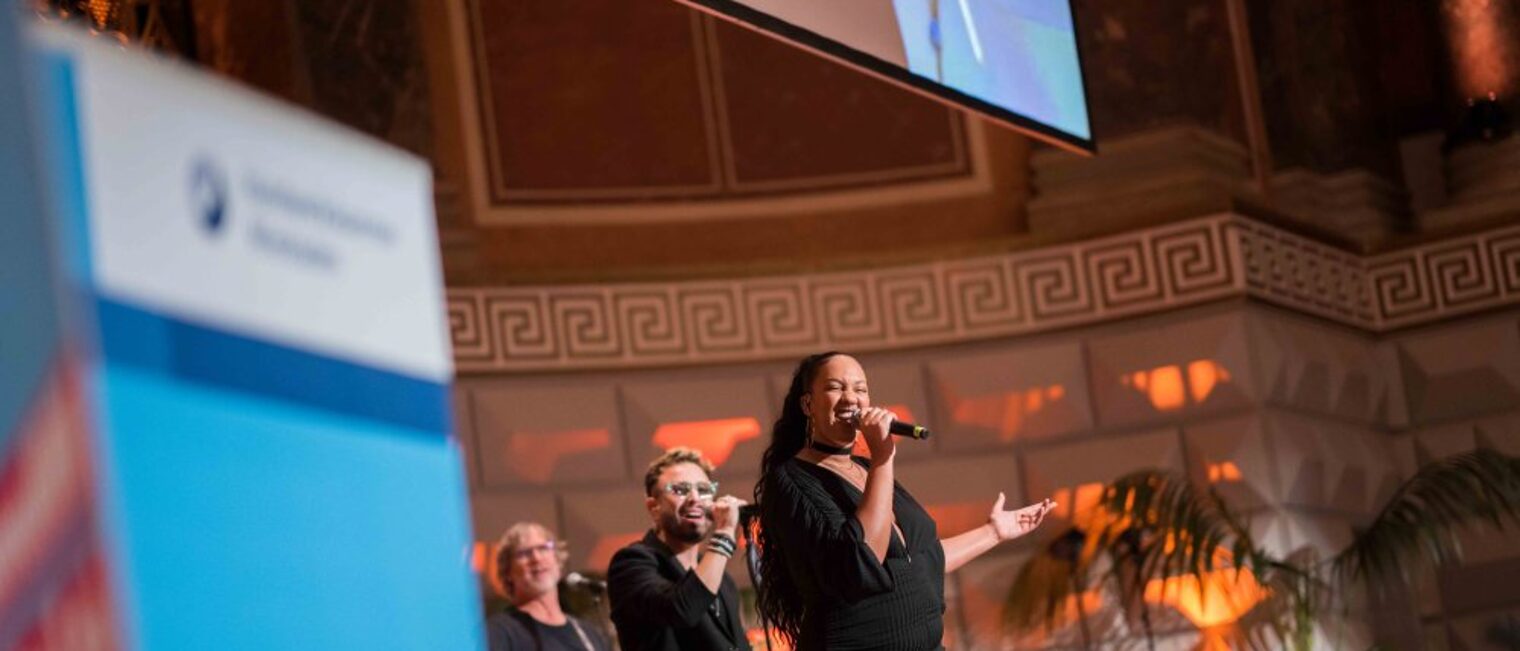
[486,522,612,651]
[607,447,753,651]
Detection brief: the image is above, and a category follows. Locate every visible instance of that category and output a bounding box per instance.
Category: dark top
[485,609,612,651]
[760,457,946,651]
[607,530,751,651]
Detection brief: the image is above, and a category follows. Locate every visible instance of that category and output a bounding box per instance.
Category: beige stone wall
[1387,312,1520,650]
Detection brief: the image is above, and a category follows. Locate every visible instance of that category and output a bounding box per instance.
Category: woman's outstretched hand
[988,492,1056,542]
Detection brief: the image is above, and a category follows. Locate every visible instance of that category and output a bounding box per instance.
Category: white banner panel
[33,25,451,383]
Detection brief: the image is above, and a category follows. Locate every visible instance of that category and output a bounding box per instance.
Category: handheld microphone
[564,572,607,593]
[844,408,932,440]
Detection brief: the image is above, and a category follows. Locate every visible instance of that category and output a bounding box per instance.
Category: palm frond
[1095,470,1265,582]
[1099,527,1150,621]
[1006,450,1520,648]
[1331,448,1520,586]
[1003,527,1090,633]
[1233,553,1326,651]
[1095,470,1327,647]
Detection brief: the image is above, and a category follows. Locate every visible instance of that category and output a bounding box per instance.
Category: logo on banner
[190,157,228,236]
[184,155,399,272]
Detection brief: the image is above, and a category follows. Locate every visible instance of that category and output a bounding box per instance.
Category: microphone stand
[590,589,613,651]
[567,575,613,649]
[737,509,771,651]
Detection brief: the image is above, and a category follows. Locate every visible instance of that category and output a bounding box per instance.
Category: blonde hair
[643,447,716,496]
[490,521,569,599]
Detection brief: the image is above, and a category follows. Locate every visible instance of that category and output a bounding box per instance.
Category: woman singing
[755,352,1056,650]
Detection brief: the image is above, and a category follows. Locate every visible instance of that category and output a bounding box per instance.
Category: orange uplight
[1207,461,1242,483]
[1049,488,1069,518]
[948,385,1066,441]
[470,541,489,573]
[587,532,645,571]
[1048,482,1106,525]
[746,627,793,651]
[1187,360,1230,403]
[507,428,612,483]
[1067,590,1106,624]
[86,0,114,27]
[652,417,762,467]
[1143,565,1265,628]
[1147,366,1185,411]
[1121,359,1230,411]
[1444,0,1515,99]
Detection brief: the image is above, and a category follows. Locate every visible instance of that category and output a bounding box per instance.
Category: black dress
[760,457,946,651]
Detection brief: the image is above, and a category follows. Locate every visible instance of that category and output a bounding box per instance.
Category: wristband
[707,532,737,557]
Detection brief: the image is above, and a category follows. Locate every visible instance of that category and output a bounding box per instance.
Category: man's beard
[658,509,707,544]
[510,569,559,604]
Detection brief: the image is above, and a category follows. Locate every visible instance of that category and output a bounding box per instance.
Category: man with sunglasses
[607,448,752,651]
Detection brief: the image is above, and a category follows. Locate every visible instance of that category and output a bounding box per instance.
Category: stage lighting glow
[1121,360,1232,412]
[505,428,613,484]
[1444,0,1516,100]
[947,385,1066,441]
[651,417,762,467]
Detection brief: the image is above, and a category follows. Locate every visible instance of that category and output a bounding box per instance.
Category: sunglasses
[662,481,719,499]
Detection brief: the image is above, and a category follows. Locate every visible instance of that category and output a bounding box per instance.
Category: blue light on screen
[894,0,1090,140]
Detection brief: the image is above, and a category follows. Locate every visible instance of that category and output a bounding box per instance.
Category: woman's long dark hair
[754,351,843,647]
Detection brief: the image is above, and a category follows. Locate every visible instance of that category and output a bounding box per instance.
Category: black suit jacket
[607,530,751,651]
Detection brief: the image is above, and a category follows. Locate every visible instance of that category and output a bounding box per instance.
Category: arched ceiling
[424,0,1034,284]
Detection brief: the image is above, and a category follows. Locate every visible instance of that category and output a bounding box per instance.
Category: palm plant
[1004,448,1520,649]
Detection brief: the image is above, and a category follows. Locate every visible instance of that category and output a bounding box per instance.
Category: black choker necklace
[809,439,853,456]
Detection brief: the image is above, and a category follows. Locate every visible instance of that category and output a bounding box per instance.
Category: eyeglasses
[510,540,567,562]
[662,481,719,499]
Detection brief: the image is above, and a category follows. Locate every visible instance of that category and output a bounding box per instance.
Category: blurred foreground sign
[2,21,482,651]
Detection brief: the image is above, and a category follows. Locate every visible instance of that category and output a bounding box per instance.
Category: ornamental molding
[446,214,1520,372]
